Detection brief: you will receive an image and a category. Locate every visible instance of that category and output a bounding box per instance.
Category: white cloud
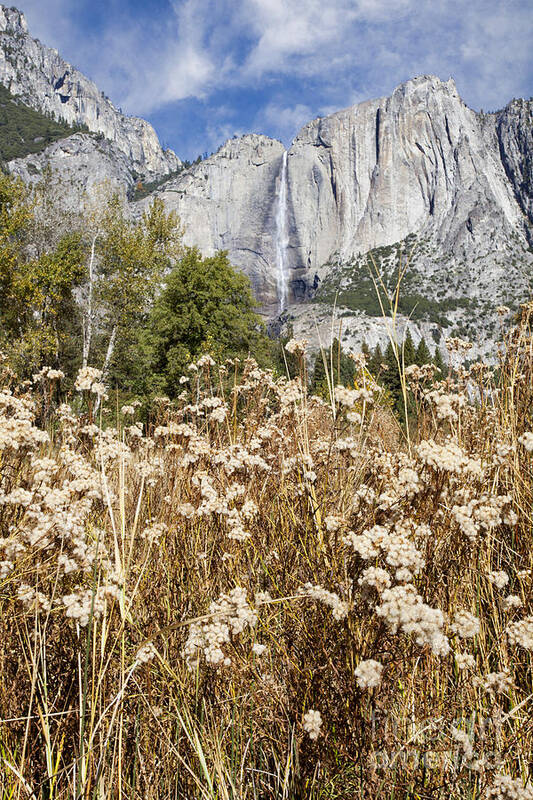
[16,0,75,46]
[204,121,245,154]
[253,102,314,144]
[17,0,533,125]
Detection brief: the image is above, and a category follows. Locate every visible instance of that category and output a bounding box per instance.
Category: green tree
[415,337,432,366]
[11,233,84,371]
[382,341,402,405]
[137,247,268,398]
[270,324,300,380]
[402,329,416,368]
[0,171,32,331]
[0,171,84,374]
[433,346,447,378]
[368,343,383,376]
[311,338,356,397]
[88,194,182,387]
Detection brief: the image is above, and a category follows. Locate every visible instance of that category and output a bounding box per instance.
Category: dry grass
[1,308,533,800]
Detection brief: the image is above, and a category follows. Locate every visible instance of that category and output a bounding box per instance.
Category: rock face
[147,78,533,309]
[287,77,521,275]
[148,135,286,308]
[7,133,136,212]
[496,99,533,243]
[146,75,532,353]
[0,5,179,177]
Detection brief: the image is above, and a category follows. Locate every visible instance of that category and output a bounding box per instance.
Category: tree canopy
[132,247,269,398]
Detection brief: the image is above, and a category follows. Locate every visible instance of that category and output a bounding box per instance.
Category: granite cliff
[1,5,533,354]
[145,76,532,352]
[0,5,179,177]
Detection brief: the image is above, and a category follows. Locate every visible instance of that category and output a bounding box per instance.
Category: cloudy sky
[17,0,533,160]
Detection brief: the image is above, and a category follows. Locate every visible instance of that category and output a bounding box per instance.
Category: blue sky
[17,0,533,161]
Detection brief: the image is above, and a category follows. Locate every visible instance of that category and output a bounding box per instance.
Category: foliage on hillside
[0,171,85,372]
[0,83,88,162]
[131,154,206,201]
[314,235,478,330]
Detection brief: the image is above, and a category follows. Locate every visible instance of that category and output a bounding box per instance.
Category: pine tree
[275,324,300,379]
[402,329,416,367]
[368,343,383,376]
[311,338,356,397]
[383,341,402,405]
[433,346,447,378]
[311,351,328,396]
[136,247,268,398]
[415,337,432,366]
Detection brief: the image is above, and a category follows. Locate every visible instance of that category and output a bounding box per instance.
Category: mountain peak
[0,5,28,34]
[390,74,460,102]
[0,4,179,176]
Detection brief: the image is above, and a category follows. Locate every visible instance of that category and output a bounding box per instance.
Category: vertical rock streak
[275,151,290,312]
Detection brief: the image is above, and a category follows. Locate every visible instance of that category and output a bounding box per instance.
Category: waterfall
[275,151,289,313]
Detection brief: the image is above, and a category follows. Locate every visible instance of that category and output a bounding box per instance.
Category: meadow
[1,306,533,799]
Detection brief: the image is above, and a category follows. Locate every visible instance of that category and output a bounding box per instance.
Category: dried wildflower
[335,386,371,407]
[477,670,512,696]
[376,584,449,656]
[299,583,349,621]
[446,337,473,354]
[33,366,64,382]
[196,354,216,367]
[488,570,509,589]
[507,616,533,650]
[417,438,482,477]
[493,442,512,465]
[451,610,481,639]
[502,506,518,526]
[424,389,466,421]
[354,659,383,689]
[252,643,267,656]
[141,522,168,543]
[503,594,523,611]
[74,367,104,393]
[209,405,227,423]
[325,515,343,533]
[285,338,308,355]
[485,774,533,799]
[303,709,322,740]
[455,652,476,670]
[183,587,258,669]
[0,560,13,578]
[451,726,474,761]
[62,584,121,627]
[518,432,533,453]
[344,522,424,575]
[136,642,157,665]
[358,566,391,594]
[17,584,51,613]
